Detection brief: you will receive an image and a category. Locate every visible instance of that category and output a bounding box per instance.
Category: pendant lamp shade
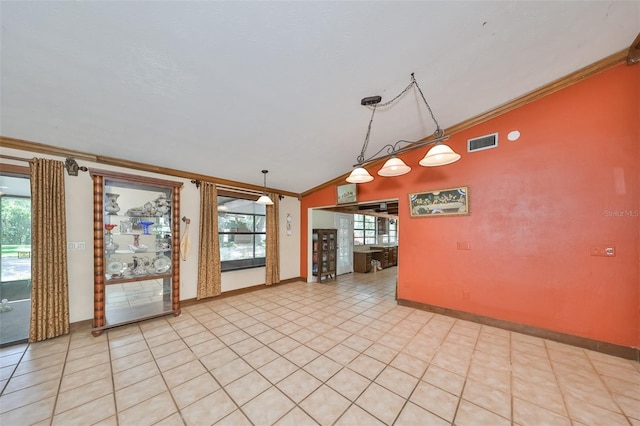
[256,194,274,205]
[346,167,374,183]
[419,143,461,167]
[378,156,411,177]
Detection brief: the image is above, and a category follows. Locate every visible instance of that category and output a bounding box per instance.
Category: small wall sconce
[286,213,292,236]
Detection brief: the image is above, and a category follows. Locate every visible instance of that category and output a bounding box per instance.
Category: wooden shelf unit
[312,229,337,282]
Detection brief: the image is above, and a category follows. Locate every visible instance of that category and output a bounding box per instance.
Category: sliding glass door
[0,175,32,346]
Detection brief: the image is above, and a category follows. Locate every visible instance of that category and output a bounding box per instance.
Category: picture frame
[336,183,357,205]
[409,186,469,217]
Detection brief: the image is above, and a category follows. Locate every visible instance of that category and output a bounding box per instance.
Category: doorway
[0,174,32,346]
[335,213,353,275]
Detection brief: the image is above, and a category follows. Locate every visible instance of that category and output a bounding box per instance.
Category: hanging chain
[355,73,445,164]
[357,104,377,165]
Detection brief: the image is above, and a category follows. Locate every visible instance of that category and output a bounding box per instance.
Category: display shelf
[90,169,183,336]
[312,229,337,282]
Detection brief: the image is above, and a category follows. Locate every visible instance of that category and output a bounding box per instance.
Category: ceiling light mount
[346,73,460,184]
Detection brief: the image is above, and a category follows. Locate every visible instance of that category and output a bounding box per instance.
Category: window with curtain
[218,195,266,271]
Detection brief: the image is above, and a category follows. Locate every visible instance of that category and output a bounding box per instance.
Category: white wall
[0,147,301,323]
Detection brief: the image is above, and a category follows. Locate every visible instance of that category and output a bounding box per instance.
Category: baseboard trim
[397,299,639,362]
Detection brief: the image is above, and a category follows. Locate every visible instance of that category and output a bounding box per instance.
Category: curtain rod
[190,179,262,196]
[0,154,33,163]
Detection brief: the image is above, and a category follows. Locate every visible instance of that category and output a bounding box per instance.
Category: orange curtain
[265,192,280,285]
[197,182,221,299]
[29,158,70,342]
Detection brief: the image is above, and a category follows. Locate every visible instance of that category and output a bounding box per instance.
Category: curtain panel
[29,158,70,342]
[265,192,280,286]
[197,182,221,299]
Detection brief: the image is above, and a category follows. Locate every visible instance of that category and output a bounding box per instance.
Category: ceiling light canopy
[347,73,461,183]
[255,170,274,205]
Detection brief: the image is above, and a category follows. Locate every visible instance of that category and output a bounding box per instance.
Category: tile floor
[1,267,639,425]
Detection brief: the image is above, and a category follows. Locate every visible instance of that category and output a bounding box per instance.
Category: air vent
[467,132,498,152]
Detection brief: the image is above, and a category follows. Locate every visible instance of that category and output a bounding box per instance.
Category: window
[218,196,266,271]
[353,214,376,245]
[353,214,398,245]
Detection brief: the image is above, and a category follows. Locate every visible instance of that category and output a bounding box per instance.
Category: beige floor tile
[243,345,281,369]
[109,339,149,359]
[0,378,59,414]
[454,399,510,426]
[277,369,322,403]
[409,380,459,423]
[259,356,299,384]
[375,365,418,399]
[214,409,252,425]
[394,402,450,426]
[512,376,568,416]
[347,354,386,380]
[12,351,66,376]
[112,360,159,390]
[3,362,63,394]
[189,336,226,358]
[356,382,406,425]
[390,352,428,378]
[181,389,236,426]
[423,364,465,396]
[211,358,253,386]
[304,355,343,382]
[467,361,510,393]
[199,347,238,371]
[171,372,219,409]
[225,371,272,406]
[364,343,398,364]
[110,348,153,374]
[269,336,301,355]
[341,334,373,353]
[60,351,110,375]
[117,391,177,426]
[513,397,572,426]
[116,374,167,411]
[564,394,629,425]
[299,384,350,426]
[273,406,318,426]
[243,386,296,425]
[305,335,339,353]
[52,393,115,426]
[462,378,511,419]
[614,393,640,420]
[335,404,385,426]
[229,336,264,356]
[326,368,371,400]
[55,376,112,414]
[155,347,196,372]
[162,359,207,389]
[66,340,109,362]
[283,345,320,367]
[154,411,186,425]
[0,396,55,425]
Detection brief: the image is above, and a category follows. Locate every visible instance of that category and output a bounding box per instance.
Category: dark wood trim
[301,49,629,197]
[0,135,299,199]
[627,32,640,65]
[90,168,184,188]
[397,299,639,362]
[181,277,305,307]
[0,163,30,176]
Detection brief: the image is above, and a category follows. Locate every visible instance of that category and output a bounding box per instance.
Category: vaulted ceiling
[1,1,638,194]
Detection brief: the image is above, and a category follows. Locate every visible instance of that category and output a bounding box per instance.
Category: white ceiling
[1,1,638,193]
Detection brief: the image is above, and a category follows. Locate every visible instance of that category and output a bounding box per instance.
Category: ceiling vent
[467,132,498,152]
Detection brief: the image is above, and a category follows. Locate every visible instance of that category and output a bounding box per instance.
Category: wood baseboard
[397,299,639,362]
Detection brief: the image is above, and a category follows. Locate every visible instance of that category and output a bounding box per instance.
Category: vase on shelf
[139,221,154,235]
[105,193,121,215]
[104,224,117,235]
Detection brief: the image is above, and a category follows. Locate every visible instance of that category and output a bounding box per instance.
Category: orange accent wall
[301,64,639,348]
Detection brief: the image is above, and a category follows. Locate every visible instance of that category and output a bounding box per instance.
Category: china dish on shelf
[129,244,148,253]
[153,255,171,274]
[107,261,124,275]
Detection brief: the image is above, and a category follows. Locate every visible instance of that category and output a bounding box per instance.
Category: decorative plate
[154,256,171,273]
[107,261,123,274]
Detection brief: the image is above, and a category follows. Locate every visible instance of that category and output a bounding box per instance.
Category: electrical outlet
[457,241,470,250]
[67,242,86,250]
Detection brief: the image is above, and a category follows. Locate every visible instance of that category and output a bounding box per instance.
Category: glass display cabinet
[90,170,183,336]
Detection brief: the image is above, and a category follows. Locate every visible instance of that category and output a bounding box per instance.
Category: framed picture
[409,186,469,217]
[337,183,357,205]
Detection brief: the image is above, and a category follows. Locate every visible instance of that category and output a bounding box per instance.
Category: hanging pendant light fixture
[255,170,274,205]
[346,73,461,183]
